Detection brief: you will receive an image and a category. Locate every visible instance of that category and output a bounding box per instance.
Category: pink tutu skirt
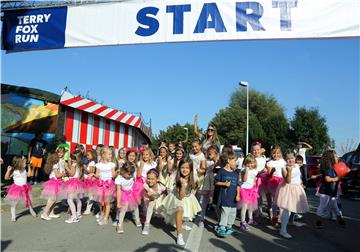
[268,176,284,195]
[61,178,84,198]
[275,182,309,213]
[257,172,270,193]
[41,178,63,199]
[238,186,259,211]
[83,177,97,196]
[6,184,33,207]
[119,178,144,211]
[95,179,115,206]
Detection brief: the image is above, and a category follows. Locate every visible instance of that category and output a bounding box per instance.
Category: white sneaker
[116,224,124,233]
[98,219,108,226]
[198,221,204,228]
[135,219,142,228]
[112,220,118,226]
[76,214,83,220]
[49,213,60,219]
[41,214,51,221]
[177,233,185,246]
[65,217,79,224]
[83,208,91,215]
[290,221,305,227]
[96,213,100,219]
[142,224,150,235]
[183,224,192,231]
[280,231,292,239]
[11,217,16,222]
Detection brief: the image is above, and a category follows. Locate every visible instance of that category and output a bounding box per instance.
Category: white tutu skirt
[159,192,201,223]
[275,182,309,213]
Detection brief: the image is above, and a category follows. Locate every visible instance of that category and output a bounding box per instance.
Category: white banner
[2,0,359,52]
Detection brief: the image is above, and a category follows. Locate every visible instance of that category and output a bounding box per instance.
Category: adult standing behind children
[27,132,47,185]
[194,114,220,154]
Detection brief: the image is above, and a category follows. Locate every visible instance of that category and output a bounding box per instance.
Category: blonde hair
[243,154,257,168]
[141,147,155,163]
[12,156,26,171]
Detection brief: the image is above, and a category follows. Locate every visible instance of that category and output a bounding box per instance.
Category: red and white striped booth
[60,91,151,152]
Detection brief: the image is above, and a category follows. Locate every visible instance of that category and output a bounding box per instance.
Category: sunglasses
[207,128,214,132]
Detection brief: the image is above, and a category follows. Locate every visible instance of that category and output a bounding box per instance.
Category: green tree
[213,89,291,152]
[151,123,198,154]
[290,107,331,154]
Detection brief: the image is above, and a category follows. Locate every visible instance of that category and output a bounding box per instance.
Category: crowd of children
[4,136,347,245]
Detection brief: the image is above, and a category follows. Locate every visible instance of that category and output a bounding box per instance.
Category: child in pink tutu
[238,154,259,231]
[4,156,37,222]
[115,161,144,233]
[40,148,67,220]
[275,152,309,239]
[266,145,286,224]
[94,147,117,225]
[83,149,97,215]
[62,154,84,223]
[142,169,167,235]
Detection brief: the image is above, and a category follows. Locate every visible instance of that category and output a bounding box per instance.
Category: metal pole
[246,86,249,155]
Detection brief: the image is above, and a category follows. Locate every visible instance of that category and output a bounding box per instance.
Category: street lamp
[239,81,249,155]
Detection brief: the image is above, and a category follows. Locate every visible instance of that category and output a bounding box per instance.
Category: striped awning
[60,91,151,139]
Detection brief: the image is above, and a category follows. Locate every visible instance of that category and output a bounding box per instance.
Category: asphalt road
[1,187,359,252]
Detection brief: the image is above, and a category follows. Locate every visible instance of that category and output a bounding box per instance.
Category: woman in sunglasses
[194,114,221,154]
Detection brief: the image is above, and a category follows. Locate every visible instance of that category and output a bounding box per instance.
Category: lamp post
[239,81,249,155]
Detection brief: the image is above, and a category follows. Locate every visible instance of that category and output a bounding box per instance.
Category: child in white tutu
[62,154,84,223]
[239,154,259,231]
[159,159,201,246]
[41,148,67,220]
[4,156,37,221]
[142,169,167,235]
[83,149,97,215]
[275,152,309,239]
[94,147,117,225]
[115,161,144,233]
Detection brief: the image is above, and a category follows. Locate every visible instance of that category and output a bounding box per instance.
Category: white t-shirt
[189,152,206,171]
[297,148,307,164]
[115,175,135,190]
[69,163,80,179]
[138,161,157,178]
[236,157,244,170]
[96,162,116,181]
[267,159,287,178]
[282,164,302,185]
[13,169,27,186]
[49,159,66,179]
[241,169,258,189]
[84,160,96,179]
[255,156,267,173]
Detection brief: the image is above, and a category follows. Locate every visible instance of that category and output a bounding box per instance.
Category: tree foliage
[290,107,331,154]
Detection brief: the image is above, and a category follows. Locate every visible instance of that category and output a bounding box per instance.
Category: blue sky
[1,38,359,153]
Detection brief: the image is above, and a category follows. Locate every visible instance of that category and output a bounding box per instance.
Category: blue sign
[2,7,67,52]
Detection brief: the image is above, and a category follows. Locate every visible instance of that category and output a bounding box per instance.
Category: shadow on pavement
[133,242,191,252]
[1,240,12,252]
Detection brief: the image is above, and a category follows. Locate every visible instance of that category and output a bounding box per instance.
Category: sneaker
[116,224,124,233]
[49,213,60,219]
[29,180,34,185]
[289,221,305,227]
[177,233,185,246]
[142,224,150,235]
[280,231,292,239]
[65,217,79,224]
[96,213,100,219]
[112,220,118,227]
[183,223,192,231]
[41,214,51,221]
[316,220,323,229]
[76,214,83,220]
[248,219,258,226]
[34,180,38,185]
[294,214,303,220]
[135,219,142,227]
[225,227,235,235]
[198,221,204,228]
[11,217,16,222]
[241,222,250,232]
[98,219,108,225]
[83,208,92,215]
[217,227,228,237]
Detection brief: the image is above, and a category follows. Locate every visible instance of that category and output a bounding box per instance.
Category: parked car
[306,155,322,187]
[340,144,360,200]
